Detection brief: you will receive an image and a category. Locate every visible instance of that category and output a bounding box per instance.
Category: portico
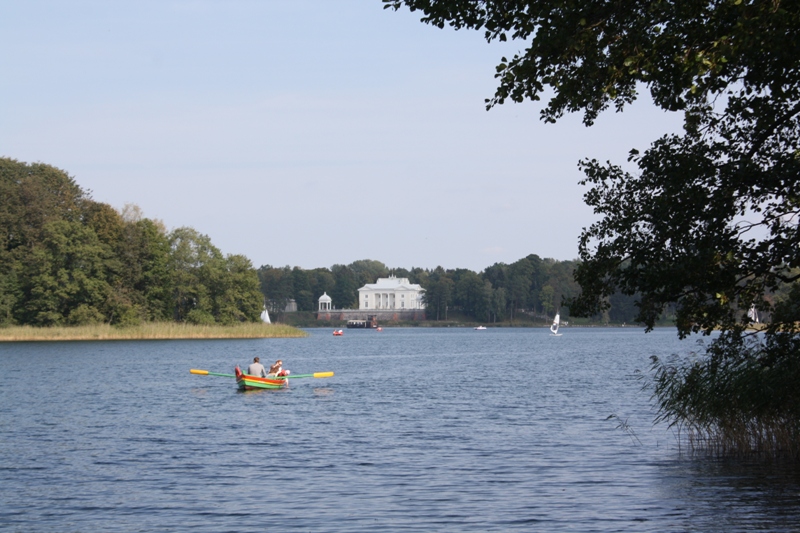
[358,276,425,310]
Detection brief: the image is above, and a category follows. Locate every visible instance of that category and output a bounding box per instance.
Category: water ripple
[1,329,799,531]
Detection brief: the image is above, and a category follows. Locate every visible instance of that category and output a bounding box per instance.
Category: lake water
[1,327,799,532]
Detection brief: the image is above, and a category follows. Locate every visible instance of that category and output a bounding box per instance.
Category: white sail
[550,313,561,335]
[260,308,271,324]
[747,305,759,324]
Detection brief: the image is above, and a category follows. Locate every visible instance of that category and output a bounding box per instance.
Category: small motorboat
[333,329,343,336]
[474,326,487,330]
[234,366,288,391]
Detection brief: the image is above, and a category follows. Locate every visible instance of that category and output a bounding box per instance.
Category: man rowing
[247,357,267,377]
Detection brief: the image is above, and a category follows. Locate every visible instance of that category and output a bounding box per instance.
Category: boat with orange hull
[234,366,288,390]
[191,367,334,390]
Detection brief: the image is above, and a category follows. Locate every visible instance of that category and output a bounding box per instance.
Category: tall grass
[0,322,307,341]
[651,332,800,461]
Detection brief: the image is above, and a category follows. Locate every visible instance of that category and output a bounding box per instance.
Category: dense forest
[258,257,642,324]
[4,157,790,329]
[0,158,264,327]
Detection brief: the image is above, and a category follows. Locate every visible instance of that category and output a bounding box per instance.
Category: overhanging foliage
[386,0,800,457]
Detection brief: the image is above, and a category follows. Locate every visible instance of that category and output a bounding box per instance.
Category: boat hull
[235,366,287,390]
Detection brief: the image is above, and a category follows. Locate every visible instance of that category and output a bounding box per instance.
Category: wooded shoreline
[0,323,307,342]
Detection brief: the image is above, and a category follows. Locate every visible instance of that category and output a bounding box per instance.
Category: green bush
[67,305,104,326]
[185,309,216,325]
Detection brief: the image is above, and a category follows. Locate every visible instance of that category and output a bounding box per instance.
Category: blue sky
[1,1,681,272]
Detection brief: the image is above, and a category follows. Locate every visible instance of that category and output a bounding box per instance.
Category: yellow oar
[291,371,334,379]
[190,369,334,379]
[190,369,235,377]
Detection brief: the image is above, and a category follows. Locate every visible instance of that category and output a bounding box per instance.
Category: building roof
[318,292,332,302]
[358,276,424,292]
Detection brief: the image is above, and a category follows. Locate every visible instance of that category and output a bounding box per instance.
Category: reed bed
[0,322,307,341]
[651,332,800,461]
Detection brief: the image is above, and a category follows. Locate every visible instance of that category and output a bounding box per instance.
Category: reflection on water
[1,328,798,532]
[654,459,800,531]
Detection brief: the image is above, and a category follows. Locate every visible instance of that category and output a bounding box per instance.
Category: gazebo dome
[318,292,332,311]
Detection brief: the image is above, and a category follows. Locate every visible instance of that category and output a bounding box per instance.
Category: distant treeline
[1,157,649,328]
[258,257,642,324]
[0,158,263,326]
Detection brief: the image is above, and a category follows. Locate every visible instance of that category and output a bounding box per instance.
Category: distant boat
[333,329,343,336]
[550,313,562,336]
[347,315,378,328]
[748,305,759,324]
[474,326,487,330]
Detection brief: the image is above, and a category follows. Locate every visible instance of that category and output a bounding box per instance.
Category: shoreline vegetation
[0,322,307,342]
[0,319,678,342]
[278,310,677,330]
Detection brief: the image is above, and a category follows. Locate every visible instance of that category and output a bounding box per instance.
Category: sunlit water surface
[2,328,799,532]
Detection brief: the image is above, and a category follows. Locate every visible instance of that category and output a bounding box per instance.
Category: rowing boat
[234,365,288,390]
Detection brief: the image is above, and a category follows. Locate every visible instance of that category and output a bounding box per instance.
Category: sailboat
[748,305,759,324]
[550,312,562,336]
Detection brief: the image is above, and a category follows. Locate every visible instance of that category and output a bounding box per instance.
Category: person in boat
[267,359,290,377]
[248,357,267,377]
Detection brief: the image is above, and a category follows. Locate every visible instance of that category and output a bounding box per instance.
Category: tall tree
[330,264,359,309]
[116,218,173,322]
[349,259,389,287]
[453,269,485,316]
[0,158,86,249]
[477,280,494,322]
[546,259,581,318]
[1,158,264,327]
[386,0,800,456]
[309,268,336,306]
[384,0,800,332]
[482,262,508,294]
[539,285,555,316]
[508,257,534,320]
[491,286,507,323]
[292,266,314,312]
[524,254,544,312]
[258,265,294,319]
[424,268,455,320]
[168,227,223,323]
[19,220,113,325]
[211,254,263,324]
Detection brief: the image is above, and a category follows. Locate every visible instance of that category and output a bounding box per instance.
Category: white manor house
[358,276,425,310]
